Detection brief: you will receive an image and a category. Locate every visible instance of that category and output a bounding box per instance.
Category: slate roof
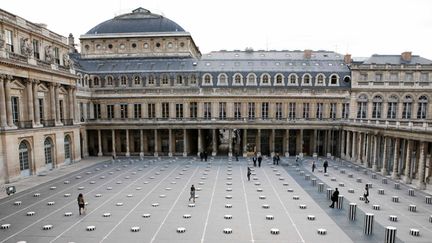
[362,54,432,65]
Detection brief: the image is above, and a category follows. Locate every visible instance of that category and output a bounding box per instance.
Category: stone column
[313,129,318,155]
[49,84,56,121]
[125,129,130,157]
[197,129,202,155]
[97,130,103,157]
[372,135,378,171]
[243,129,248,157]
[391,138,400,179]
[297,129,304,155]
[228,129,233,157]
[381,137,388,175]
[340,130,345,158]
[183,129,188,157]
[256,129,261,155]
[346,131,351,160]
[357,132,363,163]
[68,87,74,121]
[364,133,370,167]
[54,84,61,125]
[212,129,217,156]
[0,76,7,128]
[33,80,41,126]
[26,80,34,126]
[285,129,290,157]
[326,130,331,155]
[73,87,78,123]
[5,76,14,127]
[403,140,413,183]
[154,129,159,157]
[417,141,427,190]
[270,129,275,156]
[112,129,116,158]
[168,129,173,157]
[139,130,144,157]
[351,132,357,161]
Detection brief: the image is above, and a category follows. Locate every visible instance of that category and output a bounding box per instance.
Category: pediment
[10,79,25,90]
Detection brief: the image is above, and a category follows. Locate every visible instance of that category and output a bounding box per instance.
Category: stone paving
[0,156,430,242]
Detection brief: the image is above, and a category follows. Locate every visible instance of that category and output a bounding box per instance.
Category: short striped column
[389,215,398,222]
[336,195,344,209]
[409,228,420,236]
[394,183,400,190]
[408,189,415,197]
[348,173,353,178]
[300,171,305,176]
[364,213,374,235]
[371,174,377,179]
[318,183,324,192]
[392,196,399,203]
[429,215,432,223]
[363,170,368,175]
[348,203,357,221]
[305,174,310,180]
[378,189,384,195]
[311,178,317,186]
[408,205,416,212]
[384,226,397,243]
[327,188,333,200]
[340,169,345,174]
[382,178,387,184]
[366,183,372,188]
[356,178,362,183]
[426,196,432,204]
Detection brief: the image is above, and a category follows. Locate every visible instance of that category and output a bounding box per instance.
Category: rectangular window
[357,102,367,119]
[33,39,40,59]
[148,103,155,118]
[248,102,255,120]
[120,104,128,119]
[288,102,296,119]
[59,100,64,121]
[316,103,323,119]
[204,102,211,119]
[390,73,399,81]
[162,102,169,119]
[80,102,84,121]
[402,102,412,119]
[107,104,114,119]
[420,73,429,82]
[303,103,309,119]
[330,103,336,119]
[372,102,382,119]
[39,98,44,121]
[93,103,101,119]
[190,102,197,118]
[54,47,60,65]
[387,102,397,119]
[134,104,142,119]
[359,73,368,81]
[417,102,427,119]
[261,102,268,120]
[234,102,241,120]
[375,73,382,81]
[11,96,19,124]
[405,73,413,81]
[219,102,226,120]
[342,103,350,119]
[5,30,14,52]
[176,103,183,119]
[275,102,282,120]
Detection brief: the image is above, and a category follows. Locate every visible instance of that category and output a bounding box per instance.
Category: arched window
[148,75,155,85]
[234,74,243,85]
[247,73,256,85]
[161,74,169,85]
[190,74,197,85]
[316,74,325,85]
[218,73,228,85]
[387,95,399,119]
[93,76,100,86]
[302,74,311,85]
[44,138,54,166]
[203,74,212,85]
[330,75,339,85]
[275,74,283,85]
[133,75,141,85]
[64,135,71,162]
[357,94,368,119]
[289,74,298,85]
[176,75,183,85]
[19,141,30,173]
[106,76,113,86]
[402,95,413,119]
[120,76,127,86]
[261,74,270,85]
[372,95,383,119]
[417,95,428,119]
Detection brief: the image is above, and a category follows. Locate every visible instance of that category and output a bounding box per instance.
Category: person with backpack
[77,193,85,215]
[329,188,339,208]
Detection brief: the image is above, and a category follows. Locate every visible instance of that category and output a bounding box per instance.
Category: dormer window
[120,76,127,86]
[302,74,311,85]
[148,75,155,85]
[233,74,243,85]
[93,76,100,86]
[134,75,141,85]
[176,75,183,85]
[330,74,339,85]
[203,74,212,85]
[106,76,113,86]
[161,74,169,85]
[275,74,283,85]
[316,74,325,85]
[289,74,298,85]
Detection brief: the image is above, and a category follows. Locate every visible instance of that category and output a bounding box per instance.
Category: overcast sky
[2,0,432,59]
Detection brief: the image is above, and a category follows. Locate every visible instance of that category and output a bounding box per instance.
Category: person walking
[329,188,339,208]
[258,155,262,167]
[252,155,257,167]
[312,161,316,172]
[363,184,370,203]
[204,151,208,162]
[77,193,85,215]
[276,153,280,165]
[323,160,328,173]
[189,185,196,203]
[273,155,277,165]
[247,167,251,181]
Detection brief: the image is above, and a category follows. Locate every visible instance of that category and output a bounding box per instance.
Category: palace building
[0,8,431,189]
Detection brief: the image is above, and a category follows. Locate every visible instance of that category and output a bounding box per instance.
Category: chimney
[344,54,352,64]
[68,33,76,53]
[304,49,312,59]
[401,52,412,62]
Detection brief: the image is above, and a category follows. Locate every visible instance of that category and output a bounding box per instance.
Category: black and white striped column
[336,195,344,209]
[408,189,415,197]
[311,178,316,186]
[426,196,432,204]
[348,203,357,221]
[384,226,397,243]
[364,213,374,235]
[318,183,324,192]
[327,188,333,200]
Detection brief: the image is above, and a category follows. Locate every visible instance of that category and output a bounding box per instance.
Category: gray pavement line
[239,161,255,243]
[51,163,164,243]
[200,160,221,243]
[149,164,200,243]
[306,163,432,234]
[0,162,148,243]
[0,160,117,222]
[262,167,305,243]
[0,160,109,206]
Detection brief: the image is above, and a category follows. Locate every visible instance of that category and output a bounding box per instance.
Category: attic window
[275,62,280,66]
[180,42,185,47]
[156,43,161,48]
[132,43,137,48]
[206,62,211,66]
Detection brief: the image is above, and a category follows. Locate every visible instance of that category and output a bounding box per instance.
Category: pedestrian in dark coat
[247,167,251,181]
[363,184,370,203]
[323,160,328,173]
[276,154,280,165]
[77,193,85,215]
[189,185,196,203]
[329,188,339,208]
[258,155,262,167]
[312,161,316,172]
[204,151,208,162]
[252,156,257,167]
[273,155,277,165]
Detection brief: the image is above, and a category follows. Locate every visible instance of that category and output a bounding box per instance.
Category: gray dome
[86,8,185,35]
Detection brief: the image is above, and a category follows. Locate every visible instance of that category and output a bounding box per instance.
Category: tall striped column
[384,226,397,243]
[336,195,344,209]
[364,213,374,235]
[327,188,333,200]
[348,203,357,221]
[318,183,324,192]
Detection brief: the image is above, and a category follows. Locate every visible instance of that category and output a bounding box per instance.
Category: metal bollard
[349,203,357,221]
[364,213,374,235]
[384,226,397,243]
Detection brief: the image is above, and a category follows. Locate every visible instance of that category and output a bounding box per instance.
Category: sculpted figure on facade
[63,53,74,68]
[45,45,54,63]
[0,30,4,49]
[20,38,33,57]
